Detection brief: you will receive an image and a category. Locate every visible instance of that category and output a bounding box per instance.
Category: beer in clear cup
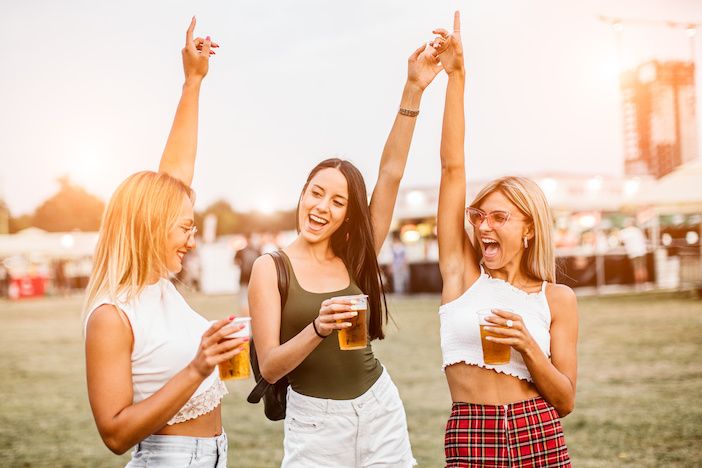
[333,294,368,351]
[218,317,251,380]
[476,309,511,365]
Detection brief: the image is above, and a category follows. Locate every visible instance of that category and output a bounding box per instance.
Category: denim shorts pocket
[287,414,325,434]
[142,448,193,467]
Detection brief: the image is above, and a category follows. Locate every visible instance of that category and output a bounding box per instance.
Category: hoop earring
[523,236,528,249]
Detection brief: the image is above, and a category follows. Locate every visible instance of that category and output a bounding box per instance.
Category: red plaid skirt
[444,396,571,467]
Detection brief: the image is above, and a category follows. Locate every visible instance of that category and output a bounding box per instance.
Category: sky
[1,0,701,215]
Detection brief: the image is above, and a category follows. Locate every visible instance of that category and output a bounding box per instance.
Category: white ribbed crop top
[85,278,227,425]
[439,267,552,382]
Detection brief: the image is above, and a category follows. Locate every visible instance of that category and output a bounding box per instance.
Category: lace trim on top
[442,357,533,382]
[167,379,228,425]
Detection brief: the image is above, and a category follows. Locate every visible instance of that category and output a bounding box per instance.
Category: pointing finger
[186,16,196,45]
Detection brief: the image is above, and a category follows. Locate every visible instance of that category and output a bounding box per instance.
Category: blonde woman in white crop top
[433,12,577,467]
[83,19,247,467]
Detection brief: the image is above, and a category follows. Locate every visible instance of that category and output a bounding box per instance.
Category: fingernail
[351,312,358,316]
[206,35,211,41]
[484,326,492,331]
[243,336,250,342]
[228,314,236,321]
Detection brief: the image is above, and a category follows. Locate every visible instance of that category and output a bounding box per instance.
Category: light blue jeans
[125,432,227,467]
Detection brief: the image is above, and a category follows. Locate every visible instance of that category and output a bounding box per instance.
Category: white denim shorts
[282,367,416,468]
[125,432,227,467]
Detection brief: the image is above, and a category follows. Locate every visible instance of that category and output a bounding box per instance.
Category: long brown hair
[297,158,389,340]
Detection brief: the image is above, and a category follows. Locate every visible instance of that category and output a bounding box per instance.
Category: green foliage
[202,199,241,235]
[32,176,104,232]
[199,199,297,235]
[8,214,33,234]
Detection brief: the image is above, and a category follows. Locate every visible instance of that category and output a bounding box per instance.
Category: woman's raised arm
[436,12,479,303]
[159,17,218,186]
[368,42,443,254]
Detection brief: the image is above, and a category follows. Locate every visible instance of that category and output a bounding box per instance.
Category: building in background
[621,60,698,179]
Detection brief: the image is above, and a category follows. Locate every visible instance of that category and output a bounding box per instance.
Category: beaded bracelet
[398,107,420,117]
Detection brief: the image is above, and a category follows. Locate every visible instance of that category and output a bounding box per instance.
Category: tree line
[4,177,296,235]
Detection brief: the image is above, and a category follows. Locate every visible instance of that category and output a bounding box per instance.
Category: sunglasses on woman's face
[465,207,512,228]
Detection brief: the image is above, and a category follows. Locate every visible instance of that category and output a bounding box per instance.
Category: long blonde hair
[470,176,556,283]
[82,171,193,321]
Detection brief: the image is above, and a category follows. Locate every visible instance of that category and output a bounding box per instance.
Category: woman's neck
[146,271,163,285]
[486,260,535,290]
[289,236,336,263]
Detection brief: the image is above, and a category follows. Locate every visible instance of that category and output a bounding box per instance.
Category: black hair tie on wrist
[312,319,327,339]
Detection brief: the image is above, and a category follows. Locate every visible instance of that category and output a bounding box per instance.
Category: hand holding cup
[482,308,535,355]
[190,316,249,379]
[314,297,359,338]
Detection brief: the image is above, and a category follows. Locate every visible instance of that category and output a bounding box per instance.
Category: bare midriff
[155,406,223,437]
[445,362,540,404]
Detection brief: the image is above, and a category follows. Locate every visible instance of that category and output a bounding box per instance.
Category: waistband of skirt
[451,396,552,417]
[287,366,393,414]
[138,431,227,453]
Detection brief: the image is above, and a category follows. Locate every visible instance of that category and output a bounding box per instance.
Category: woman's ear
[524,224,535,240]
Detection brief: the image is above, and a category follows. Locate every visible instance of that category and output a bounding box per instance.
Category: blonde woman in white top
[83,19,247,467]
[434,12,578,467]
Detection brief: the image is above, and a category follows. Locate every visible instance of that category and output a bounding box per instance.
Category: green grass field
[1,292,701,467]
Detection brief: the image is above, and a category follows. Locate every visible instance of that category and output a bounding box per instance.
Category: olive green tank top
[279,251,382,399]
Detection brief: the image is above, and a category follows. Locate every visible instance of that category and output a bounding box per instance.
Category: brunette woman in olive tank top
[248,38,445,468]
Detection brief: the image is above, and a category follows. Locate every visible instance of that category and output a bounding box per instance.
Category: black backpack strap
[247,377,270,403]
[246,250,289,405]
[268,250,289,308]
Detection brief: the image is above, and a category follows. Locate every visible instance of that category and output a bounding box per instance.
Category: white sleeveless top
[85,278,228,425]
[439,267,552,382]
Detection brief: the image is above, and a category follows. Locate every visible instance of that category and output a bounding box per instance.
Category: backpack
[246,251,289,421]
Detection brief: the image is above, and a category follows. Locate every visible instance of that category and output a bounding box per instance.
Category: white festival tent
[0,228,98,259]
[629,159,702,214]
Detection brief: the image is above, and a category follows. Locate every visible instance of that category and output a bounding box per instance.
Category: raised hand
[432,11,464,76]
[182,17,219,82]
[407,42,443,91]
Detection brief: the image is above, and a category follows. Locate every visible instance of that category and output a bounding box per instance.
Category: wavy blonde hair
[470,176,555,283]
[82,171,193,322]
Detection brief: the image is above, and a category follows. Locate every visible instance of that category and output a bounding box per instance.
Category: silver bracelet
[398,107,420,117]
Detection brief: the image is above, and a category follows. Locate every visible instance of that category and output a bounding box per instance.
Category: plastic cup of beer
[476,309,511,365]
[218,317,251,380]
[333,294,368,351]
